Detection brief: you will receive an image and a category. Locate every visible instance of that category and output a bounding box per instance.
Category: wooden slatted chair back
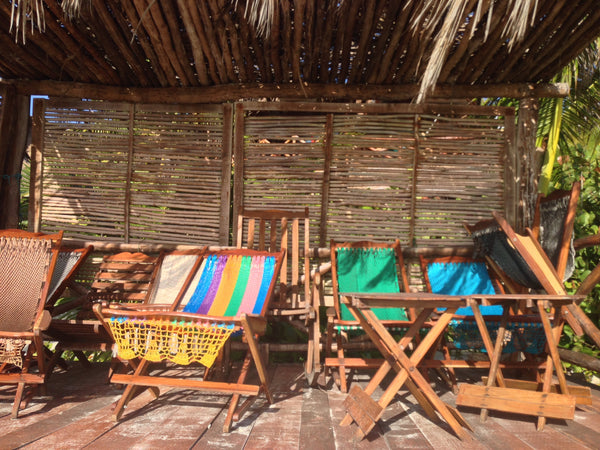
[236,208,310,312]
[88,252,160,304]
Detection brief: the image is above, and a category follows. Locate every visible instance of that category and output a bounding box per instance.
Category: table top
[342,292,582,309]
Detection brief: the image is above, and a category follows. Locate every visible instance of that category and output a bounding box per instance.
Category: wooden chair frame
[0,229,63,418]
[94,248,285,432]
[325,239,414,393]
[45,249,206,377]
[236,208,320,384]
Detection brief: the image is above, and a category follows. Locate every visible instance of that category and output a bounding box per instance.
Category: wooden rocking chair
[324,240,414,393]
[236,208,319,384]
[0,229,63,418]
[94,248,285,432]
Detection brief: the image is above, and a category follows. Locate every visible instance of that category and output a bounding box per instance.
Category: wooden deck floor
[1,362,599,449]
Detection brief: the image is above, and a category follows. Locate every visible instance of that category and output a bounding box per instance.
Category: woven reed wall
[237,102,513,249]
[34,100,514,251]
[37,100,231,245]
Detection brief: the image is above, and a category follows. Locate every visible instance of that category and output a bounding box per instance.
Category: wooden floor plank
[299,387,336,450]
[0,362,598,449]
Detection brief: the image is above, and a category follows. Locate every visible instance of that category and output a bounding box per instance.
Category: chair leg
[11,382,26,419]
[337,333,348,393]
[112,359,153,421]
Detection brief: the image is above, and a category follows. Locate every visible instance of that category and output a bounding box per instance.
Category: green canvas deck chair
[94,248,285,432]
[236,208,319,384]
[0,229,63,418]
[325,240,413,393]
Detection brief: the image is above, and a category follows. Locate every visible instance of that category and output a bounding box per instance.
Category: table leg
[356,307,471,440]
[537,301,569,430]
[473,302,510,422]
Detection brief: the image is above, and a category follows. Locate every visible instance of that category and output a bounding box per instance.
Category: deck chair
[325,240,413,393]
[419,256,546,390]
[459,212,587,428]
[46,245,94,313]
[531,181,581,282]
[45,250,205,376]
[236,208,319,384]
[0,229,63,418]
[94,248,285,432]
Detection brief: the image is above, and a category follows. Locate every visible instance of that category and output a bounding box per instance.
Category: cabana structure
[0,0,600,383]
[1,1,598,244]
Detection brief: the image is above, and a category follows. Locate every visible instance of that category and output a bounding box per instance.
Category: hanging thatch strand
[9,0,85,43]
[10,0,45,43]
[414,0,539,102]
[235,0,275,38]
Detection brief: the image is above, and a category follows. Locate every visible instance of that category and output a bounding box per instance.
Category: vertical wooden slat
[504,108,519,227]
[220,103,233,245]
[29,98,45,232]
[516,98,540,229]
[409,114,421,247]
[232,102,246,236]
[319,113,334,247]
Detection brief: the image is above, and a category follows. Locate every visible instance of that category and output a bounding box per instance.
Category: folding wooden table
[340,292,474,440]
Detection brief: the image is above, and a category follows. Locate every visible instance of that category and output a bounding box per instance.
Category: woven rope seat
[106,252,279,369]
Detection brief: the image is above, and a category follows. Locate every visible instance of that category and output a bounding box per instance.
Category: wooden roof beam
[5,80,569,104]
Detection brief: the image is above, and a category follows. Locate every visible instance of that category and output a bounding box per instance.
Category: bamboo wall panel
[413,114,505,246]
[239,104,510,249]
[41,101,130,240]
[130,105,225,244]
[39,100,227,245]
[327,114,415,244]
[241,114,326,249]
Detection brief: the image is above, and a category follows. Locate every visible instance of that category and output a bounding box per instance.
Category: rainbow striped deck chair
[94,248,285,432]
[325,240,413,393]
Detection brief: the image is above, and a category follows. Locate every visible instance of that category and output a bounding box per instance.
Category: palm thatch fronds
[414,0,539,102]
[9,0,84,43]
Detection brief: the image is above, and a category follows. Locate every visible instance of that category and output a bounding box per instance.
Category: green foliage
[550,144,600,379]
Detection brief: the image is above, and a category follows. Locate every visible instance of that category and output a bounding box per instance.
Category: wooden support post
[515,97,540,230]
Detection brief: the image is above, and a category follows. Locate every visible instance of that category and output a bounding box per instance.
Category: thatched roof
[1,1,599,102]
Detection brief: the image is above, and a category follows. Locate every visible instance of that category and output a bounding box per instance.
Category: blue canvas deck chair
[0,229,63,418]
[418,256,545,390]
[325,240,413,393]
[94,248,285,432]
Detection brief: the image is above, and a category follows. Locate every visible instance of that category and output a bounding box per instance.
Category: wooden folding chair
[45,250,205,376]
[0,229,63,418]
[325,240,414,393]
[94,248,285,432]
[46,245,94,312]
[236,208,319,383]
[458,212,587,429]
[531,181,581,281]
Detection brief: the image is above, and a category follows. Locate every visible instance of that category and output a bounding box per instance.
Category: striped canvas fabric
[183,253,277,318]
